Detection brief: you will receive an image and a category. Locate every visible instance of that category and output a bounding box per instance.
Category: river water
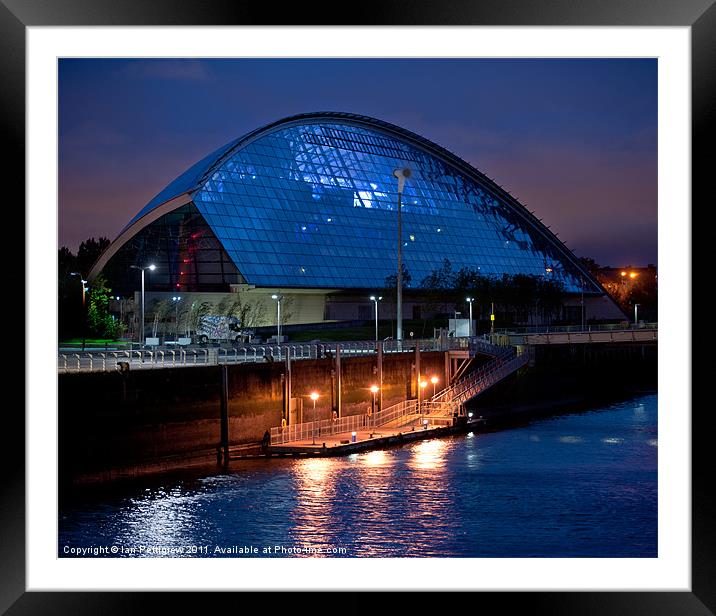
[59,393,657,558]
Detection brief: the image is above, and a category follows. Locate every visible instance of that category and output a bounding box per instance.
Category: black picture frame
[5,0,707,612]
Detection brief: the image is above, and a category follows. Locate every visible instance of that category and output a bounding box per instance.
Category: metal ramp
[429,346,530,418]
[269,342,529,446]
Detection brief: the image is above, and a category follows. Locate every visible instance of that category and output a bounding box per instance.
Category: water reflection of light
[409,439,448,470]
[634,404,645,415]
[648,439,658,447]
[294,458,334,491]
[118,489,203,555]
[559,436,584,444]
[602,437,624,444]
[289,458,340,552]
[362,449,390,467]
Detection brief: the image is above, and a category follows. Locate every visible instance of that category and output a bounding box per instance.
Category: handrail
[269,398,419,445]
[269,348,529,445]
[57,327,648,374]
[494,322,658,335]
[59,335,500,373]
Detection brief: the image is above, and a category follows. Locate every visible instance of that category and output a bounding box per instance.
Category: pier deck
[231,416,485,459]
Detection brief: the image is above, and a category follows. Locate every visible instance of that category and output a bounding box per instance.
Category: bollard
[351,431,357,443]
[219,365,229,468]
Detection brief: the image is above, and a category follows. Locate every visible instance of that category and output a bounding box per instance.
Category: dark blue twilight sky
[58,58,657,267]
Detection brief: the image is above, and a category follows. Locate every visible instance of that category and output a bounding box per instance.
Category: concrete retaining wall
[59,351,446,484]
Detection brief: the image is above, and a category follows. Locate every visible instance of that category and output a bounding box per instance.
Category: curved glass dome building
[91,112,612,318]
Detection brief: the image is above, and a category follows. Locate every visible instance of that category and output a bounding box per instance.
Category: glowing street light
[393,167,411,344]
[370,384,379,419]
[70,272,89,350]
[172,296,181,341]
[430,375,439,398]
[271,294,284,341]
[310,391,319,445]
[129,264,156,344]
[466,297,475,337]
[369,295,382,342]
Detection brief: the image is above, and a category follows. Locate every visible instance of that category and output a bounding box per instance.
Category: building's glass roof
[190,119,595,292]
[104,113,601,294]
[123,136,243,231]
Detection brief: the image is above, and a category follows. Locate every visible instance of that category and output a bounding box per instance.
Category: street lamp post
[430,375,439,398]
[70,272,88,349]
[130,264,156,344]
[310,391,319,445]
[466,297,475,337]
[172,296,181,341]
[115,296,124,330]
[370,295,382,342]
[634,303,640,326]
[370,385,379,423]
[393,168,411,345]
[271,294,284,342]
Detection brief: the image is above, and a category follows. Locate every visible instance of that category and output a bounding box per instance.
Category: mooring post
[335,345,342,418]
[377,341,383,412]
[415,343,421,399]
[219,364,229,468]
[284,346,292,425]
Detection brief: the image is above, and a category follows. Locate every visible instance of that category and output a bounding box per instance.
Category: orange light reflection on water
[408,438,449,471]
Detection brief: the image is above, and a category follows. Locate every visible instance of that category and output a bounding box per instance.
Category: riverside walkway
[493,323,658,346]
[58,325,657,374]
[259,343,530,458]
[57,336,499,373]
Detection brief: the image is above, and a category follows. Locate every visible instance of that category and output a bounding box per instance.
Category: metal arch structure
[90,111,606,295]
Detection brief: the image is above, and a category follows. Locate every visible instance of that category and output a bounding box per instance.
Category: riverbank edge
[65,386,655,489]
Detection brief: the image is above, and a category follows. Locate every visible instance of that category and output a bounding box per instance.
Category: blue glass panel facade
[190,120,590,292]
[103,203,244,294]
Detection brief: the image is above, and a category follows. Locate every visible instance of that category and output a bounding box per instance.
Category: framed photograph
[7,0,706,611]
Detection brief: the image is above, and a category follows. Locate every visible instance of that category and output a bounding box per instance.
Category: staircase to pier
[431,343,529,411]
[269,340,529,445]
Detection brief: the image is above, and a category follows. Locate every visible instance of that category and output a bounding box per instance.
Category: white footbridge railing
[269,346,529,445]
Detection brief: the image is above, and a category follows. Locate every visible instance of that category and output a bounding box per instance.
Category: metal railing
[58,335,509,374]
[432,347,529,407]
[450,352,530,407]
[269,346,529,445]
[57,348,214,373]
[494,322,657,335]
[514,329,658,345]
[270,398,420,445]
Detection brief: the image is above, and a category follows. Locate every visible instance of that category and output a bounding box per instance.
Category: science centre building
[89,112,623,330]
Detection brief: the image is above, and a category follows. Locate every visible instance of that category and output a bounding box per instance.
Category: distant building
[90,112,624,334]
[597,264,658,289]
